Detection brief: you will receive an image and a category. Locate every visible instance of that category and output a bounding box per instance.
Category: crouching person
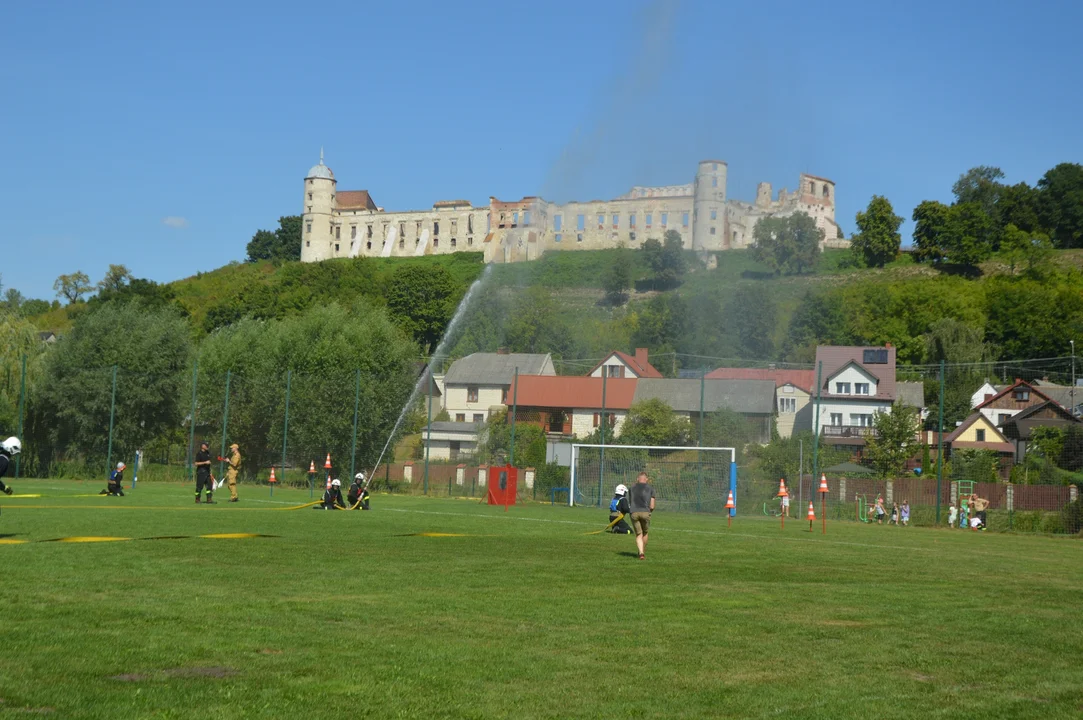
[609,484,632,534]
[100,462,126,496]
[313,478,347,510]
[348,473,370,510]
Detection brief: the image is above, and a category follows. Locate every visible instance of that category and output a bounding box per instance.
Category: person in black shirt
[0,436,20,497]
[348,472,370,510]
[608,483,632,534]
[313,479,347,510]
[194,441,214,504]
[100,462,126,496]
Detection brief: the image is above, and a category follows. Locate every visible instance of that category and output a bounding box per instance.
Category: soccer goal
[569,444,736,514]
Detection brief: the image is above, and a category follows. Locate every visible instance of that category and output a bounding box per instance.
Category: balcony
[822,425,880,439]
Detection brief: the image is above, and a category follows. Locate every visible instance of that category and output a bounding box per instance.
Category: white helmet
[117,462,126,470]
[614,484,628,496]
[1,437,21,456]
[354,472,365,481]
[331,478,341,487]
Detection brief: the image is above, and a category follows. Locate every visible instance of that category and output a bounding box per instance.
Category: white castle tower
[301,150,337,262]
[692,160,727,251]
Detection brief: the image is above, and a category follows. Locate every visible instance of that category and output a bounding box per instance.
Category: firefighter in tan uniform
[225,443,241,502]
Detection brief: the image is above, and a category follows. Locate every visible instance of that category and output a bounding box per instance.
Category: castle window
[711,177,718,188]
[329,223,333,234]
[682,212,689,227]
[710,210,717,220]
[810,182,816,193]
[451,219,457,233]
[308,193,313,201]
[335,226,341,240]
[523,210,531,226]
[433,238,439,247]
[733,231,738,243]
[487,214,491,232]
[400,223,405,239]
[598,214,604,228]
[710,227,715,235]
[468,237,473,246]
[612,214,619,228]
[661,212,668,227]
[366,241,371,250]
[331,195,335,202]
[367,224,373,239]
[554,215,562,232]
[646,213,652,227]
[630,214,636,227]
[823,185,830,198]
[350,226,356,239]
[554,234,562,243]
[512,212,518,227]
[468,215,474,233]
[433,221,439,235]
[577,233,583,242]
[577,214,585,231]
[306,240,310,247]
[629,231,636,241]
[451,238,456,247]
[399,239,404,249]
[306,223,312,233]
[713,163,718,170]
[335,244,339,252]
[307,205,312,213]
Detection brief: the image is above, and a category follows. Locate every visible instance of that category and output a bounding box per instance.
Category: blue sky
[3,0,1081,300]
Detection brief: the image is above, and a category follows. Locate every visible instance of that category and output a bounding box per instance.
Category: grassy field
[1,480,1081,719]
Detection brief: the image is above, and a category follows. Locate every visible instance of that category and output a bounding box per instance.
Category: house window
[682,212,689,227]
[661,212,668,227]
[998,413,1012,425]
[350,226,357,239]
[830,413,843,426]
[976,429,986,442]
[594,412,613,428]
[836,382,851,395]
[850,413,873,427]
[455,413,466,422]
[577,214,585,231]
[855,383,870,395]
[606,365,624,378]
[778,397,797,413]
[630,214,636,228]
[554,215,563,232]
[473,413,484,424]
[554,234,562,243]
[306,223,312,233]
[502,388,509,403]
[646,213,653,227]
[1013,389,1030,401]
[467,386,479,403]
[863,349,889,364]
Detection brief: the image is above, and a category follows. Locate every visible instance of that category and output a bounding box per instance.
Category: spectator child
[900,501,910,527]
[948,504,958,528]
[890,502,899,526]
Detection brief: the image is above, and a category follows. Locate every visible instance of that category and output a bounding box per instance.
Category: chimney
[885,343,892,348]
[497,347,509,355]
[634,348,649,368]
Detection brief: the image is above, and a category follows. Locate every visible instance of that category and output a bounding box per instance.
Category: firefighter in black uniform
[312,479,347,510]
[100,462,126,496]
[608,483,632,534]
[0,436,20,497]
[348,472,370,510]
[194,441,214,503]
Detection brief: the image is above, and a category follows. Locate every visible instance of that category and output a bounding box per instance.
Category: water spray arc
[365,264,494,487]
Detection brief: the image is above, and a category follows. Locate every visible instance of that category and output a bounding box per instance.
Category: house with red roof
[508,376,638,438]
[588,348,663,379]
[973,379,1060,429]
[943,412,1014,478]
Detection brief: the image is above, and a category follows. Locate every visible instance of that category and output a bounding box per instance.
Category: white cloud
[162,216,189,229]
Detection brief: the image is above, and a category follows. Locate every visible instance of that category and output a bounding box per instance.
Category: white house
[421,421,481,461]
[442,352,555,424]
[813,345,898,447]
[588,348,663,379]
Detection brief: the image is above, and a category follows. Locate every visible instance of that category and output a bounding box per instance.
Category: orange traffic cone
[808,501,816,530]
[777,478,789,497]
[309,460,316,474]
[324,453,332,470]
[325,474,332,491]
[268,466,277,483]
[725,490,735,527]
[818,473,829,493]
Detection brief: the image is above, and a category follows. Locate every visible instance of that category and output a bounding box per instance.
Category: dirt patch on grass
[908,672,935,683]
[257,648,283,655]
[110,673,149,682]
[818,619,867,627]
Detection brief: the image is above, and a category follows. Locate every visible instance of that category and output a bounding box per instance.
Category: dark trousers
[610,514,632,534]
[196,475,213,498]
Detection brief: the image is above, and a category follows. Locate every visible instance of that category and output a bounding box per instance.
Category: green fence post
[810,361,823,497]
[282,369,291,486]
[936,360,944,525]
[105,365,118,475]
[696,367,705,511]
[598,371,607,507]
[350,368,361,482]
[423,365,432,495]
[15,354,26,479]
[509,367,519,466]
[187,360,199,483]
[217,369,232,482]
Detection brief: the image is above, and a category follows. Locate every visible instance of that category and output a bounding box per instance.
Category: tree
[384,264,457,352]
[996,182,1042,234]
[725,284,776,360]
[631,293,689,373]
[750,212,822,275]
[850,195,902,268]
[31,301,192,470]
[911,200,950,263]
[782,290,853,362]
[602,245,633,305]
[506,286,563,354]
[1000,224,1053,277]
[1036,162,1083,248]
[863,403,918,479]
[0,313,48,440]
[53,271,92,304]
[640,231,687,289]
[97,264,133,294]
[3,287,25,312]
[942,202,995,266]
[923,317,990,365]
[246,215,303,262]
[482,409,547,468]
[952,166,1005,218]
[618,399,691,446]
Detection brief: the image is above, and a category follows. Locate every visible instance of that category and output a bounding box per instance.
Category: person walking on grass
[874,495,886,525]
[224,443,241,502]
[194,441,214,504]
[629,472,655,560]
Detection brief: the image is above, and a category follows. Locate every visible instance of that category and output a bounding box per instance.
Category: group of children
[948,493,988,530]
[869,495,911,526]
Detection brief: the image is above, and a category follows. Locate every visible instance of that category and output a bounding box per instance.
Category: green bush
[1039,512,1065,534]
[1061,499,1083,534]
[533,463,570,498]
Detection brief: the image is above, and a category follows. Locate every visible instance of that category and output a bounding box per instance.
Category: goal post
[570,444,737,514]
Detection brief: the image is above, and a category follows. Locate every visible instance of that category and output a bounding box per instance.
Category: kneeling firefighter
[348,473,370,510]
[609,484,632,534]
[313,478,347,510]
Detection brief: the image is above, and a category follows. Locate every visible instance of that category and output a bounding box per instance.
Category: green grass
[1,480,1081,719]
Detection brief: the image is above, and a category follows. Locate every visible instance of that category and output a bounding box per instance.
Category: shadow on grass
[0,533,20,539]
[617,551,641,558]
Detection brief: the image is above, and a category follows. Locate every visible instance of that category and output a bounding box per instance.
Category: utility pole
[1071,340,1076,416]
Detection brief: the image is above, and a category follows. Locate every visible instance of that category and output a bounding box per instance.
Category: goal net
[570,444,736,513]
